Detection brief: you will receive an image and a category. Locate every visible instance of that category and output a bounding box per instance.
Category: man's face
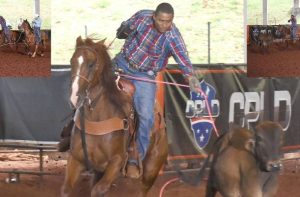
[153,12,173,33]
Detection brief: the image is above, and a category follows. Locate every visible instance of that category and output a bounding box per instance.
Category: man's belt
[124,55,156,77]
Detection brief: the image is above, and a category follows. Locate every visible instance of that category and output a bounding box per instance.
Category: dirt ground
[0,151,299,197]
[0,43,51,77]
[247,41,300,77]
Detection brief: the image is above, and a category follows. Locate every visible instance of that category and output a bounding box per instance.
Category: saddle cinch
[58,78,164,178]
[74,78,135,135]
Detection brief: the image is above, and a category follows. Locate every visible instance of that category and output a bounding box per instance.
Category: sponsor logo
[185,80,220,149]
[229,91,291,131]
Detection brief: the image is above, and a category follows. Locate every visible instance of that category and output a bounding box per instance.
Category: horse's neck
[24,28,32,35]
[84,84,128,121]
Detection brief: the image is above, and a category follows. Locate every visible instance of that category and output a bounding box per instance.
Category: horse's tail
[176,154,211,186]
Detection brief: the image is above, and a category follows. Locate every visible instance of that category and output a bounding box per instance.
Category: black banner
[0,69,72,143]
[164,67,300,156]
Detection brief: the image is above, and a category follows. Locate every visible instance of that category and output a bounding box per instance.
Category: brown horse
[61,36,168,197]
[0,29,18,50]
[21,19,48,57]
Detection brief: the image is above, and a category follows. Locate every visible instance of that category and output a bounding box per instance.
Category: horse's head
[21,19,32,31]
[70,36,109,108]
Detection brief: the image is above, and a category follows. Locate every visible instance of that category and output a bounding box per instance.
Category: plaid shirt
[122,10,193,76]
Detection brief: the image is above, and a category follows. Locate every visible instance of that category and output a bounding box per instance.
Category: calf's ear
[245,138,255,153]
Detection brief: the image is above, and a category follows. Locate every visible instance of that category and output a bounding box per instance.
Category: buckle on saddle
[123,119,129,131]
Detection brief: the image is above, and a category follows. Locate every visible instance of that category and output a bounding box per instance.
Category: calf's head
[254,121,284,172]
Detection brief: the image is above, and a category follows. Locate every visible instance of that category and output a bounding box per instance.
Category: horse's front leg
[91,154,123,197]
[61,154,84,197]
[31,44,39,58]
[42,38,47,50]
[23,42,31,56]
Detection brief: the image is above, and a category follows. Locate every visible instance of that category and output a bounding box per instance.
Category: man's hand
[116,22,133,39]
[188,75,201,93]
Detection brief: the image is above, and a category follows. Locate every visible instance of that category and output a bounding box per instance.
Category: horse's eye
[88,63,94,68]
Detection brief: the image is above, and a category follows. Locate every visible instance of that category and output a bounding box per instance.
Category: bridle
[71,45,100,109]
[71,45,99,84]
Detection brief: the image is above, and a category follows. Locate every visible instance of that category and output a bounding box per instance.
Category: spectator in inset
[31,14,43,57]
[18,18,24,31]
[288,14,297,42]
[0,15,11,43]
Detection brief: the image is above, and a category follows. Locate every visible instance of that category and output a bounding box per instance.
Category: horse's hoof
[31,53,36,58]
[126,163,141,179]
[40,53,44,57]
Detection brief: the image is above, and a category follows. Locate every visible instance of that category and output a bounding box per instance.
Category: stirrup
[122,153,143,179]
[126,162,140,179]
[125,159,143,179]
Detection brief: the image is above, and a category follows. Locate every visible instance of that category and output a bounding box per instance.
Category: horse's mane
[23,19,33,32]
[76,37,130,116]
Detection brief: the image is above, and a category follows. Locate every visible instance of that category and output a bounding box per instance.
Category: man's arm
[116,10,142,39]
[169,27,193,77]
[168,28,200,92]
[116,22,133,39]
[116,10,153,39]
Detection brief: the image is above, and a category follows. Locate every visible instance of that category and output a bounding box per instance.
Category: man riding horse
[288,14,297,43]
[31,14,43,57]
[58,2,200,179]
[0,15,11,44]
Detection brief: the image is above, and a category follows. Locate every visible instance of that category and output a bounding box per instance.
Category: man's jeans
[291,26,297,41]
[3,27,10,43]
[113,53,156,160]
[33,27,41,44]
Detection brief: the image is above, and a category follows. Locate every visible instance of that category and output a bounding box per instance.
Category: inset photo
[247,0,300,77]
[0,0,51,77]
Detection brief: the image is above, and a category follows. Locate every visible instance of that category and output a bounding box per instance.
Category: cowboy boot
[125,143,142,179]
[57,119,74,152]
[126,159,141,179]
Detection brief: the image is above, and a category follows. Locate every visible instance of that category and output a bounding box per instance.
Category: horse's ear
[76,36,83,46]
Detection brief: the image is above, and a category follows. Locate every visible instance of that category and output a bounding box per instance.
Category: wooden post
[262,0,268,25]
[34,0,40,16]
[208,22,211,64]
[294,0,299,8]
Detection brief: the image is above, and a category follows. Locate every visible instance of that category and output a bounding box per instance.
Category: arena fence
[1,64,300,177]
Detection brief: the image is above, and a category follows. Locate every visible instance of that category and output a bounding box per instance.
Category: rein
[117,73,220,137]
[79,99,92,171]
